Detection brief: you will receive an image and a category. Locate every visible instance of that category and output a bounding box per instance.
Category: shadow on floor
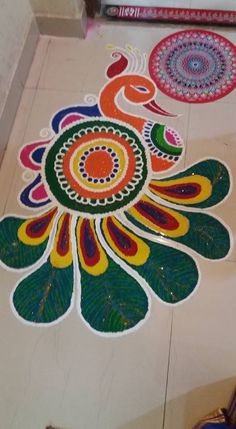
[118,377,236,429]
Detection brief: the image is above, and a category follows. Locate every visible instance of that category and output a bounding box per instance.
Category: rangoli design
[0,44,232,335]
[149,29,236,103]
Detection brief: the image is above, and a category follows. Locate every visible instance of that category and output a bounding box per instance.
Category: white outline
[85,218,151,337]
[58,112,86,132]
[9,210,76,328]
[20,174,50,207]
[17,137,52,171]
[99,72,159,121]
[55,134,131,195]
[22,170,37,183]
[98,216,201,309]
[105,45,147,77]
[149,156,233,210]
[40,128,54,139]
[83,94,98,105]
[145,186,234,255]
[149,30,236,104]
[1,43,233,334]
[17,136,54,212]
[0,208,61,273]
[40,117,153,220]
[74,217,151,338]
[98,72,182,175]
[17,61,184,213]
[118,194,233,263]
[73,216,151,338]
[142,120,185,174]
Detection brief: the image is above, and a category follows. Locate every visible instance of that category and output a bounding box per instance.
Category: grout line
[3,37,51,214]
[223,259,236,264]
[36,38,51,90]
[31,86,90,94]
[162,309,174,429]
[2,88,38,216]
[1,37,50,216]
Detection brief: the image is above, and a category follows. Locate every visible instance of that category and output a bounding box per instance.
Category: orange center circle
[84,151,114,178]
[63,131,136,199]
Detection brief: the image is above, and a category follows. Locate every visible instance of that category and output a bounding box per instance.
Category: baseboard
[102,5,236,25]
[0,19,39,164]
[35,3,87,38]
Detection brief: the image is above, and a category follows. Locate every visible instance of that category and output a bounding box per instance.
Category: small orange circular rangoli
[85,151,114,178]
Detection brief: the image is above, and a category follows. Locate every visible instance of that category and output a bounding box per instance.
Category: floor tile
[38,21,196,93]
[0,263,171,429]
[1,38,173,427]
[1,21,236,429]
[164,260,236,429]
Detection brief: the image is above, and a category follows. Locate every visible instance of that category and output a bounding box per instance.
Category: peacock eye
[135,86,148,93]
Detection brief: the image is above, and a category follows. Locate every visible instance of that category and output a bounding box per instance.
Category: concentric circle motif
[45,119,149,216]
[149,30,236,103]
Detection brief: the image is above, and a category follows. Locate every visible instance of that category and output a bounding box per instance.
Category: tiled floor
[0,20,236,429]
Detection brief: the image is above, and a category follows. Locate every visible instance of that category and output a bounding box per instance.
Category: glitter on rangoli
[148,29,236,103]
[0,44,232,335]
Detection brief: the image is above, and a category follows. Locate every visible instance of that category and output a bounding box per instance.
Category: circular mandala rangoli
[148,29,236,103]
[45,119,150,216]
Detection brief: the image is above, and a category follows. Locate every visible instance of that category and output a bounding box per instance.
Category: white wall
[30,0,84,17]
[102,0,235,10]
[102,0,190,6]
[0,0,33,117]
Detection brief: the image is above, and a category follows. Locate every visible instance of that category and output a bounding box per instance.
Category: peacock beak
[143,100,176,117]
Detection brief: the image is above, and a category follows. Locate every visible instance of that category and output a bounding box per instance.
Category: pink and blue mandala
[0,45,232,335]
